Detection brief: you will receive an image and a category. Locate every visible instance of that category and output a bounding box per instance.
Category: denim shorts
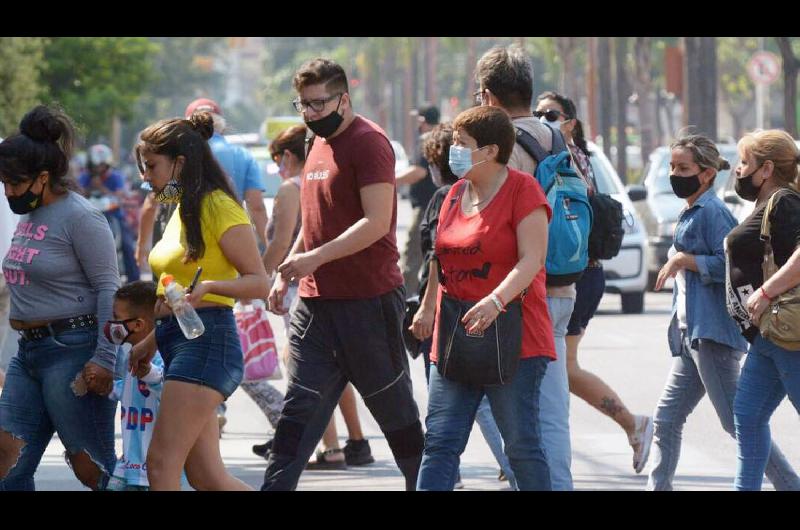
[0,327,117,491]
[155,307,243,399]
[567,265,606,336]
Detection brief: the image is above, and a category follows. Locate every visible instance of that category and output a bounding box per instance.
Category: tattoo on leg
[599,397,624,418]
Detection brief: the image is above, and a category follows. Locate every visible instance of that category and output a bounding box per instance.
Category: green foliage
[41,37,160,142]
[0,38,46,136]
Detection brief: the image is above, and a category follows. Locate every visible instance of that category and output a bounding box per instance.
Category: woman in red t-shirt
[416,105,555,491]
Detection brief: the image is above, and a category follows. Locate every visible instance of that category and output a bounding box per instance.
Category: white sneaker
[628,415,654,474]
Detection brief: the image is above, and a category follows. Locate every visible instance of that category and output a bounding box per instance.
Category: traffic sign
[747,51,781,86]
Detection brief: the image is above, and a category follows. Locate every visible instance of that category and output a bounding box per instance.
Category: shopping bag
[234,300,282,382]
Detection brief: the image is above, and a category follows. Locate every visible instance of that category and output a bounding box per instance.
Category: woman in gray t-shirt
[0,106,120,490]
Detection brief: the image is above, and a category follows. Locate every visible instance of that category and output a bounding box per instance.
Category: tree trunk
[634,37,657,169]
[776,37,799,138]
[425,37,438,105]
[615,37,629,180]
[465,37,476,108]
[556,37,580,103]
[683,37,718,140]
[598,38,612,158]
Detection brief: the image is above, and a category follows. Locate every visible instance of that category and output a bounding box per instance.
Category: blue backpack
[515,126,592,286]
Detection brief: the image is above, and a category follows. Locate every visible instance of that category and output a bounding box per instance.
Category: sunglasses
[533,109,571,122]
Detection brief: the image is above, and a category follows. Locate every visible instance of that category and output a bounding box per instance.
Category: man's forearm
[313,216,388,266]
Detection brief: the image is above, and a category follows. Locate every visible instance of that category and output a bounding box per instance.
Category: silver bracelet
[489,293,504,312]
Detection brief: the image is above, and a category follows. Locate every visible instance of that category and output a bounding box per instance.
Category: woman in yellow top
[129,112,269,490]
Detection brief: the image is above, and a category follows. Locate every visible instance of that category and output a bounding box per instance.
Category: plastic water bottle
[161,275,205,339]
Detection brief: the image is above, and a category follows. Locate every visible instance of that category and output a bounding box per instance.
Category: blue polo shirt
[208,133,264,201]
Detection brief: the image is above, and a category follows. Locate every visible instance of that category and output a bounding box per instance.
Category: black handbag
[436,291,522,386]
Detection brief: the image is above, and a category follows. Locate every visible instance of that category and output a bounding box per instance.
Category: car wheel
[621,291,645,314]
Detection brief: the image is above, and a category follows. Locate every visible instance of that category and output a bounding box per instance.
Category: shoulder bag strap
[760,190,784,280]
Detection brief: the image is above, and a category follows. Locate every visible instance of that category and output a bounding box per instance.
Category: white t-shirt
[0,198,18,269]
[668,245,688,330]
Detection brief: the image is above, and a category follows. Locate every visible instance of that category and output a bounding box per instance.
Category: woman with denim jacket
[646,134,799,491]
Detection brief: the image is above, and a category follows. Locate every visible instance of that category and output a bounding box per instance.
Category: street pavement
[30,197,800,491]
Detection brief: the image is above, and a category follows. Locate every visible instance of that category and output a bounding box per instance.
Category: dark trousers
[261,286,424,490]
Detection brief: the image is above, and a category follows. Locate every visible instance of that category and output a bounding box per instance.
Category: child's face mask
[104,318,140,345]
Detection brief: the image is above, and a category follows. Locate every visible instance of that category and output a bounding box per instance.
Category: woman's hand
[461,297,501,335]
[81,362,113,396]
[185,280,213,307]
[655,252,686,291]
[267,273,290,315]
[411,306,435,341]
[746,288,772,324]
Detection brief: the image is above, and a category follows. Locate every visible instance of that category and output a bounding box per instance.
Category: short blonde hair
[738,129,800,188]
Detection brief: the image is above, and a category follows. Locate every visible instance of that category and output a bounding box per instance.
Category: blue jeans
[0,328,117,490]
[156,307,243,400]
[541,295,575,490]
[648,335,799,490]
[734,335,800,491]
[417,356,552,491]
[474,396,516,489]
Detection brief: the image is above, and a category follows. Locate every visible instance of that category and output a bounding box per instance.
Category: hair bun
[718,158,730,171]
[188,111,214,141]
[20,105,65,143]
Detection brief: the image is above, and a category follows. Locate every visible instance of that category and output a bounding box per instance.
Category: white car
[587,142,649,314]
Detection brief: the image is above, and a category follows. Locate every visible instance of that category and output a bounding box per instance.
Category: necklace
[468,169,507,207]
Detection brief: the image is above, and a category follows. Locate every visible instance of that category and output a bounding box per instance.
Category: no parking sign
[747,51,781,85]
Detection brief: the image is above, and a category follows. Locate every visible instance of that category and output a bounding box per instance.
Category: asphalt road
[28,197,800,491]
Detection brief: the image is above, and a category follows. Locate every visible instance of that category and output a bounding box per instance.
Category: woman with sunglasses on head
[0,106,120,490]
[727,129,800,491]
[535,91,654,473]
[129,111,269,490]
[647,133,798,490]
[416,105,554,491]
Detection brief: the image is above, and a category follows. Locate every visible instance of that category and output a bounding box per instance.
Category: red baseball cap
[185,98,222,118]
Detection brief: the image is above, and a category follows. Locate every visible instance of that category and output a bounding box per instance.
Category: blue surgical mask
[448,145,487,178]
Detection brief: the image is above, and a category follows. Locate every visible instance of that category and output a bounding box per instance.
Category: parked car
[587,142,649,314]
[627,144,737,290]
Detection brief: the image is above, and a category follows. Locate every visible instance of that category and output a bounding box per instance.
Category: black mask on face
[7,177,45,214]
[735,164,763,202]
[669,173,702,199]
[305,95,344,138]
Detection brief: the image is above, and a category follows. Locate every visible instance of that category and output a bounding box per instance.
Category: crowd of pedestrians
[0,44,799,492]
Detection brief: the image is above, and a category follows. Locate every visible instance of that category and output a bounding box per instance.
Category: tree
[683,37,718,140]
[0,38,46,136]
[42,37,160,143]
[776,37,800,138]
[718,37,759,139]
[615,37,630,180]
[634,37,658,167]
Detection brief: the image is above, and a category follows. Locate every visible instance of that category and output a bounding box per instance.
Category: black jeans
[261,286,424,490]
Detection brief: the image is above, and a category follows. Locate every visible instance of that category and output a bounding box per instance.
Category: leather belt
[19,314,97,341]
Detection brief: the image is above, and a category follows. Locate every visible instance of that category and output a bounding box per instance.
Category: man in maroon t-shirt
[262,58,423,491]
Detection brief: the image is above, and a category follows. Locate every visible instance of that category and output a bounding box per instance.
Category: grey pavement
[23,197,800,490]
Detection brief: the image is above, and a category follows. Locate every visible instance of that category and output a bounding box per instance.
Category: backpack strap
[304,134,316,159]
[548,126,568,155]
[515,127,549,163]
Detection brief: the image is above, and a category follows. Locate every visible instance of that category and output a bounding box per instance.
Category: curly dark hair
[135,111,238,263]
[422,123,457,185]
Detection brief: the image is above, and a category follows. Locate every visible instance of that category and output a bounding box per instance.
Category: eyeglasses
[473,89,486,106]
[292,93,342,113]
[533,109,571,122]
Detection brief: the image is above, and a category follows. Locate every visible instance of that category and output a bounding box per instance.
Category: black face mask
[305,96,344,138]
[669,174,702,199]
[7,178,45,214]
[734,164,763,202]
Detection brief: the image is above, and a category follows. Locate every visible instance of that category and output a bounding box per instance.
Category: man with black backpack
[475,44,582,491]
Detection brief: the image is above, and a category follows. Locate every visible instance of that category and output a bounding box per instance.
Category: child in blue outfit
[103,281,164,491]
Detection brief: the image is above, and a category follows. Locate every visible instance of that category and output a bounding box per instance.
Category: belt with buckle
[19,314,97,341]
